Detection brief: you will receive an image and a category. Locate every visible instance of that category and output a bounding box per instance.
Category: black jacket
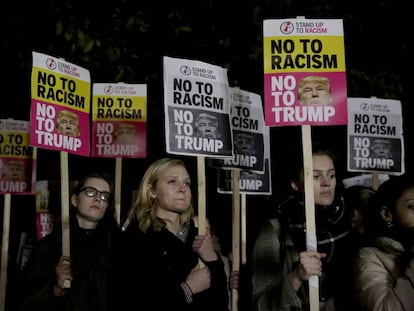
[109,219,229,311]
[19,214,120,311]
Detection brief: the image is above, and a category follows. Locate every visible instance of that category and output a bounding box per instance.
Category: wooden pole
[115,157,122,225]
[302,125,319,311]
[0,194,11,311]
[60,151,71,288]
[231,169,240,311]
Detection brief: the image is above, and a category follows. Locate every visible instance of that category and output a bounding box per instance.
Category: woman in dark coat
[109,158,229,311]
[20,173,120,311]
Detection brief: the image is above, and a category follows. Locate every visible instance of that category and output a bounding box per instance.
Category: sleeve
[19,239,65,311]
[107,230,192,310]
[200,255,230,310]
[251,219,302,311]
[354,247,414,311]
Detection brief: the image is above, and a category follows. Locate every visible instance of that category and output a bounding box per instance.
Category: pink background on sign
[29,101,90,156]
[264,72,348,126]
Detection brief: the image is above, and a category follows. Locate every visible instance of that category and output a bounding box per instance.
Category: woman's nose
[321,176,330,186]
[177,182,187,192]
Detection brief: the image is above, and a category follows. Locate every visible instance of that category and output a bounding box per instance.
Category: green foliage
[2,0,408,120]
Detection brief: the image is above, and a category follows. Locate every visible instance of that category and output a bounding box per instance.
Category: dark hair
[289,145,337,184]
[72,172,114,198]
[344,185,375,216]
[373,174,414,215]
[370,173,414,239]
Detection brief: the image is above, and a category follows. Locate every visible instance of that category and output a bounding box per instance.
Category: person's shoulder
[22,233,61,272]
[355,245,390,268]
[34,231,61,248]
[266,193,301,222]
[122,223,144,238]
[113,224,145,251]
[256,215,284,237]
[356,236,402,257]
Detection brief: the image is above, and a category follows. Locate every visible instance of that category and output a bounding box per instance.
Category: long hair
[370,173,414,239]
[129,158,194,232]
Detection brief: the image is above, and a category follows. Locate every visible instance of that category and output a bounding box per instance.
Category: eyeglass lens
[80,187,111,201]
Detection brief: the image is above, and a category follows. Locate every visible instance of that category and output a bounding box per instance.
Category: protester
[354,173,414,310]
[19,173,120,311]
[297,76,333,106]
[251,146,355,311]
[1,243,21,311]
[228,269,240,290]
[343,184,376,246]
[109,157,229,310]
[224,247,254,311]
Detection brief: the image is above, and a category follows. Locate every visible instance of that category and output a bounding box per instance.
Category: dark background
[1,0,412,268]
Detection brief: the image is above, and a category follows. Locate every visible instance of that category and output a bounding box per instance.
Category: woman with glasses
[20,173,121,311]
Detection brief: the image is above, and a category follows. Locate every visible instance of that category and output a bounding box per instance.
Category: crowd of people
[4,150,414,311]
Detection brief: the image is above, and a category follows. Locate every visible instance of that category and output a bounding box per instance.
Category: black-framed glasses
[80,187,111,202]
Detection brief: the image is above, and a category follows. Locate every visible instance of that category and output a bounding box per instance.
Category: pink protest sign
[263,19,348,126]
[91,83,147,158]
[0,119,36,195]
[30,51,91,156]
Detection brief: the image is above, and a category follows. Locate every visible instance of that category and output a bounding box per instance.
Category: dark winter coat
[19,214,120,311]
[108,218,229,311]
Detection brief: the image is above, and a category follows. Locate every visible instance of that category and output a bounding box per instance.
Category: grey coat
[251,193,356,311]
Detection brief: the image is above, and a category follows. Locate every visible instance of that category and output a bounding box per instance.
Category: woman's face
[71,177,111,228]
[152,165,192,216]
[394,186,414,230]
[312,154,336,206]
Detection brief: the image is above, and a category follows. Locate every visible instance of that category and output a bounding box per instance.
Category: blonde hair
[129,158,194,232]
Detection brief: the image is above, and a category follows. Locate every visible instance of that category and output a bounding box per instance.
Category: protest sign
[347,97,404,174]
[0,119,36,194]
[163,56,233,158]
[211,87,266,172]
[91,83,147,158]
[263,19,347,126]
[30,51,91,156]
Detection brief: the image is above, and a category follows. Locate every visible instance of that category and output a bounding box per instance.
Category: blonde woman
[109,158,229,311]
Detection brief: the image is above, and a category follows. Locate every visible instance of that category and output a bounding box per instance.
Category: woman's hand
[192,229,218,262]
[186,265,211,294]
[53,256,72,296]
[290,251,326,291]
